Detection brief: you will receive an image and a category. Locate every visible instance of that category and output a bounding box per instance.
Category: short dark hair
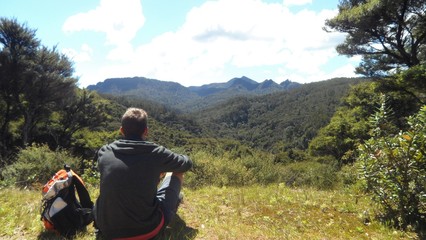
[121,108,148,138]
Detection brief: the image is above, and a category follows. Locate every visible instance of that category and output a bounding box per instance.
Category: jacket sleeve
[154,146,193,172]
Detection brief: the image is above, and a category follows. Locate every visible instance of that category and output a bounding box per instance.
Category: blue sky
[1,0,360,87]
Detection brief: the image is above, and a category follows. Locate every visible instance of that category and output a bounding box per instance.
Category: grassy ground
[0,184,420,240]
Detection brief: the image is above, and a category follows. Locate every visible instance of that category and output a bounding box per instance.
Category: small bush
[185,149,338,190]
[337,163,359,186]
[1,144,80,187]
[80,159,100,187]
[281,161,338,190]
[185,150,281,188]
[185,151,254,188]
[359,104,426,230]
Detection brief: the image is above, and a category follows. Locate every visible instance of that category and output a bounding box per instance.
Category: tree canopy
[314,0,426,165]
[0,18,76,147]
[0,18,110,164]
[325,0,426,77]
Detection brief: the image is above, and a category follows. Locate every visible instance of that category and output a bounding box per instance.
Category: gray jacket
[93,139,192,239]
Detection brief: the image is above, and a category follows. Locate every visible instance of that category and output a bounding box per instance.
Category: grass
[0,184,420,240]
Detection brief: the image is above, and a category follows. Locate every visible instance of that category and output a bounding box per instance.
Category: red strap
[113,212,165,240]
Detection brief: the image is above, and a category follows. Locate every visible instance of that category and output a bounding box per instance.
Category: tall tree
[18,46,76,145]
[325,0,426,77]
[313,0,426,164]
[0,18,76,151]
[0,18,40,156]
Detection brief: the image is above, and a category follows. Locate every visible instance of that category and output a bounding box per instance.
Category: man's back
[94,138,192,239]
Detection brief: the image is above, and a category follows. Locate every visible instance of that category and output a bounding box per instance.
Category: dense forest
[87,76,301,111]
[1,0,426,236]
[92,76,367,151]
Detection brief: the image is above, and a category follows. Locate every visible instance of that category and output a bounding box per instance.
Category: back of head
[121,108,148,139]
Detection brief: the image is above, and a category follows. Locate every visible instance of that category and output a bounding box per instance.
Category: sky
[1,0,361,88]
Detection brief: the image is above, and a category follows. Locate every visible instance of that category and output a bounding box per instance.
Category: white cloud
[128,0,347,86]
[62,44,93,62]
[329,63,358,78]
[62,0,144,46]
[73,0,354,87]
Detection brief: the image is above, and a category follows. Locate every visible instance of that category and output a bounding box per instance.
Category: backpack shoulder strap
[70,170,93,209]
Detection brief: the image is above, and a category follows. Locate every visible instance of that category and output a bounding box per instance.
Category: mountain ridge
[87,76,299,95]
[87,76,301,111]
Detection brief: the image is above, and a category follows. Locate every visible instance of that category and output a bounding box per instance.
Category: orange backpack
[41,165,94,237]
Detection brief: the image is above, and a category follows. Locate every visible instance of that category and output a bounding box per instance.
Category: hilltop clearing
[0,185,418,240]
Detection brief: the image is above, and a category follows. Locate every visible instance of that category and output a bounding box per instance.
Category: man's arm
[154,146,193,173]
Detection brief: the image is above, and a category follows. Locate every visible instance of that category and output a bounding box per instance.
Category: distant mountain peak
[280,79,300,90]
[227,76,258,90]
[87,76,303,111]
[258,79,280,89]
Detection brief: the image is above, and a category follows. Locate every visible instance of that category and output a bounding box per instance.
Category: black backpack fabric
[40,165,94,237]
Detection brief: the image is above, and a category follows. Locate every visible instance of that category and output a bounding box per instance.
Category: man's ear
[142,127,148,139]
[120,127,125,136]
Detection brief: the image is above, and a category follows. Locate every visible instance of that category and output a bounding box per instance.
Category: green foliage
[358,104,426,230]
[273,148,307,165]
[71,129,119,159]
[280,161,339,190]
[368,94,399,137]
[309,81,378,164]
[325,0,426,77]
[198,77,366,151]
[337,163,360,187]
[1,144,80,187]
[80,159,100,187]
[394,64,426,105]
[309,74,423,165]
[184,139,338,190]
[8,34,76,146]
[186,151,257,188]
[0,18,123,165]
[0,18,40,157]
[185,146,282,189]
[0,18,77,159]
[44,89,111,150]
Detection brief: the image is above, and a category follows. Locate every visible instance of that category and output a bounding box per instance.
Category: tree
[0,18,40,156]
[308,81,380,164]
[325,0,426,77]
[314,0,426,166]
[19,46,76,146]
[0,18,76,151]
[393,64,426,104]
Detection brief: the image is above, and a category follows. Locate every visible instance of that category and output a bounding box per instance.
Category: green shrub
[273,149,307,165]
[185,151,254,188]
[281,161,338,190]
[80,159,100,187]
[1,144,80,187]
[185,149,338,190]
[240,153,281,184]
[358,104,426,230]
[185,150,282,188]
[337,163,359,186]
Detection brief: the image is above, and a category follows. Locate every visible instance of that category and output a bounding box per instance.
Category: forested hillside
[88,76,301,111]
[87,77,200,110]
[94,76,367,153]
[195,77,367,151]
